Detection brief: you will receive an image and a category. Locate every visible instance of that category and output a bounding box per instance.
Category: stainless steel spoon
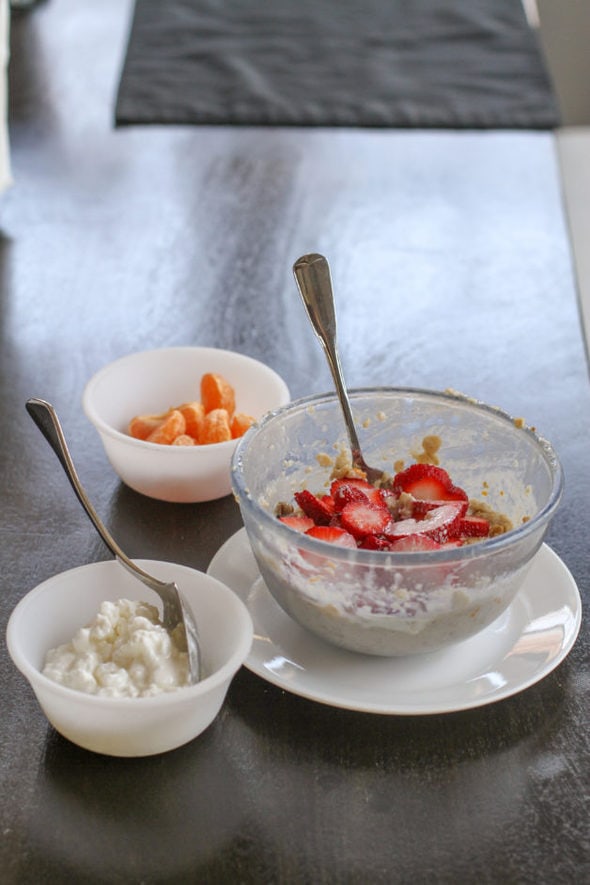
[293,253,386,485]
[26,398,201,684]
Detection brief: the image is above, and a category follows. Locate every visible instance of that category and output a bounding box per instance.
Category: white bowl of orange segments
[82,347,290,502]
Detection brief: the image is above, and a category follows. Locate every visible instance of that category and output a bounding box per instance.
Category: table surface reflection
[1,2,588,883]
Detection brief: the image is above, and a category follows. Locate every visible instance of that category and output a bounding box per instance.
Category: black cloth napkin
[115,0,560,129]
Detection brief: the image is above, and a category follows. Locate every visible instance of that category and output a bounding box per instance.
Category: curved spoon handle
[293,253,362,455]
[25,398,166,594]
[26,398,201,684]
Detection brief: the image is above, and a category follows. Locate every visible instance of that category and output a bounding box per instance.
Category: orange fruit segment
[231,412,254,438]
[128,411,171,441]
[146,409,186,445]
[178,401,205,442]
[200,408,232,444]
[201,373,236,417]
[172,433,196,446]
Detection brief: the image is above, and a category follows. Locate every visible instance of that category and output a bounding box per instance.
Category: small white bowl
[6,560,254,757]
[82,347,290,502]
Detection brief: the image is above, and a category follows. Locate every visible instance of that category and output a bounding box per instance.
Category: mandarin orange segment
[200,408,232,444]
[178,401,205,442]
[146,409,186,445]
[172,433,196,446]
[201,373,236,417]
[128,411,171,441]
[231,412,255,439]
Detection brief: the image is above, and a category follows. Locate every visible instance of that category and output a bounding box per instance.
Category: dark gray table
[2,2,588,882]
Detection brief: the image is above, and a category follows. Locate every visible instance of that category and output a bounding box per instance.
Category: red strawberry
[410,498,468,519]
[392,464,468,505]
[305,525,357,548]
[331,482,372,512]
[359,534,395,551]
[330,478,385,510]
[279,515,315,532]
[388,535,442,552]
[294,490,335,526]
[340,501,390,539]
[385,502,464,544]
[456,515,490,538]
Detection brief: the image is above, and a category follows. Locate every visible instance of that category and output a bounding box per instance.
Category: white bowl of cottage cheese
[6,559,253,757]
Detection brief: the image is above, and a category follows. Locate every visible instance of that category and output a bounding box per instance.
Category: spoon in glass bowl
[293,253,386,486]
[25,398,201,684]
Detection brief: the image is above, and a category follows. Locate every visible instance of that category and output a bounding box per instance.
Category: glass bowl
[231,388,563,656]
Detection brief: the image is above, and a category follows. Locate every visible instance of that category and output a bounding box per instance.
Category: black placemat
[115,0,560,129]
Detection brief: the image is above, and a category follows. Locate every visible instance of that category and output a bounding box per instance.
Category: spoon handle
[25,398,166,594]
[293,253,363,455]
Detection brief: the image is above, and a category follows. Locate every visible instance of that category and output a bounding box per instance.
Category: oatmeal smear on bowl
[43,598,190,697]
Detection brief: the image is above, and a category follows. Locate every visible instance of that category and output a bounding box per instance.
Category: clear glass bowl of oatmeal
[231,388,563,657]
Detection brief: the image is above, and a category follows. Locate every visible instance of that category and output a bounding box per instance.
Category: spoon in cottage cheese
[293,253,386,486]
[25,398,201,684]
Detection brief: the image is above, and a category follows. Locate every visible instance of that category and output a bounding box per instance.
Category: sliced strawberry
[330,478,385,510]
[331,482,372,512]
[388,535,442,552]
[279,515,315,532]
[384,502,464,544]
[340,501,391,539]
[411,498,468,519]
[305,525,357,548]
[456,515,490,538]
[294,490,335,526]
[359,534,395,551]
[392,464,468,505]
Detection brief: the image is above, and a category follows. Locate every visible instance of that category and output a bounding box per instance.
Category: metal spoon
[25,398,201,684]
[293,253,386,485]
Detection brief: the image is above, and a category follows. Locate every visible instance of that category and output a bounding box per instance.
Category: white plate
[208,530,582,715]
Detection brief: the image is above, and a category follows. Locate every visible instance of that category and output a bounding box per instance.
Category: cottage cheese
[43,598,189,697]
